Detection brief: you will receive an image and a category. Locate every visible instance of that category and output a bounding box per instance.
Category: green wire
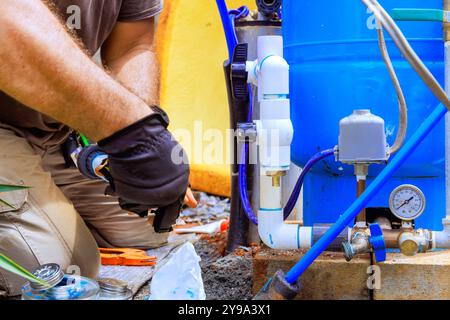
[0,254,50,287]
[391,8,445,22]
[79,133,90,147]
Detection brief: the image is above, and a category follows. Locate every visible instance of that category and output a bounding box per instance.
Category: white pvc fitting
[253,35,304,250]
[258,208,313,250]
[259,175,282,209]
[258,172,312,250]
[432,231,450,249]
[257,36,283,62]
[259,56,290,100]
[432,220,450,249]
[255,36,293,173]
[256,119,294,172]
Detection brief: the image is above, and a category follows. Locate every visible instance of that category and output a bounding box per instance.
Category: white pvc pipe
[255,35,305,249]
[258,174,312,249]
[259,208,313,250]
[432,230,450,249]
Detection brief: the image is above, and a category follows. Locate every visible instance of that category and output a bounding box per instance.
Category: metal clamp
[230,43,249,100]
[237,122,257,143]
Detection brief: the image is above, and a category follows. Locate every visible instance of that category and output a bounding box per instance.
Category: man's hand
[184,188,198,208]
[98,106,189,213]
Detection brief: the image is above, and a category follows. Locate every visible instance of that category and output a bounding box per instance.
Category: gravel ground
[201,253,253,300]
[195,234,254,300]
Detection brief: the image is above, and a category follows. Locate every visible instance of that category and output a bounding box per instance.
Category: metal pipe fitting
[256,0,282,17]
[254,270,301,300]
[432,219,450,249]
[398,229,432,256]
[342,231,370,262]
[355,164,369,223]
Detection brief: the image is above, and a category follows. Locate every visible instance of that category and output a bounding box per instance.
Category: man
[0,0,192,297]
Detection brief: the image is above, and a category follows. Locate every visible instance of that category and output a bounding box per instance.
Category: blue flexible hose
[283,148,335,219]
[238,85,258,225]
[284,103,447,284]
[216,0,238,59]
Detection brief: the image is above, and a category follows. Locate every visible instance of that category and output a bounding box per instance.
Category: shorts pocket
[0,179,28,214]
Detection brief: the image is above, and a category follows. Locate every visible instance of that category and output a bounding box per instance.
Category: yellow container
[156,0,255,197]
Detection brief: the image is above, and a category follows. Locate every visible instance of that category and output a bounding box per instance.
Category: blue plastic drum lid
[283,0,445,229]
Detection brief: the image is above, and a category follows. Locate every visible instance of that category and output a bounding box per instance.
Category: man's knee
[0,219,100,297]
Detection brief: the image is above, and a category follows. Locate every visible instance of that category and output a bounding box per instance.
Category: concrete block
[253,248,371,300]
[374,251,450,300]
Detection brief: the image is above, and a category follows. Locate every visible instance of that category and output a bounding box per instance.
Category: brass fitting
[398,229,432,256]
[266,170,286,187]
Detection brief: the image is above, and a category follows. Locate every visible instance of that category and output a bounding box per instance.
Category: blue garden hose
[284,103,447,284]
[283,148,335,219]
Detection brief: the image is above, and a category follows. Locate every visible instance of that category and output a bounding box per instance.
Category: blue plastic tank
[283,0,445,230]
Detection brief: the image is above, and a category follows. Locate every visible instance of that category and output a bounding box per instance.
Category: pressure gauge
[389,184,426,221]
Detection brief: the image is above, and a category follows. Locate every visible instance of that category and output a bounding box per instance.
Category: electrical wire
[362,0,450,111]
[375,20,408,154]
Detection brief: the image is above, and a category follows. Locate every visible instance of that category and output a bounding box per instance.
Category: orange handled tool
[99,248,157,266]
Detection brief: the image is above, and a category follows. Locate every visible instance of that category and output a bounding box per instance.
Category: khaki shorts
[0,126,168,297]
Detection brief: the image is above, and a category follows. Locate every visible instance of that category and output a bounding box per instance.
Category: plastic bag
[150,242,206,300]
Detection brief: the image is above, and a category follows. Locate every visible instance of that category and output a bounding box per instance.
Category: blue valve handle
[369,223,386,263]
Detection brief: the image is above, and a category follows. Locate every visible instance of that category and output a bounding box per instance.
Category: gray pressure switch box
[338,109,388,164]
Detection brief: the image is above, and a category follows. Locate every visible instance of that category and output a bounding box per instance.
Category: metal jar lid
[97,278,129,294]
[98,278,133,300]
[30,263,64,290]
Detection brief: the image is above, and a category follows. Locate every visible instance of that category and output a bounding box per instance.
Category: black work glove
[98,106,190,220]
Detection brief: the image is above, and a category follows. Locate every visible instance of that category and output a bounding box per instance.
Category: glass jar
[21,263,99,300]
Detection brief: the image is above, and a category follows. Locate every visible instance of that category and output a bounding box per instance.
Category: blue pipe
[284,103,448,284]
[216,0,237,59]
[283,148,335,219]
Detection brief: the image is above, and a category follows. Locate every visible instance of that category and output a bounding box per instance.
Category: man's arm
[102,18,160,106]
[102,20,198,208]
[0,0,151,141]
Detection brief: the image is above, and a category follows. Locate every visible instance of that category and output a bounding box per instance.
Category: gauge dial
[389,184,426,221]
